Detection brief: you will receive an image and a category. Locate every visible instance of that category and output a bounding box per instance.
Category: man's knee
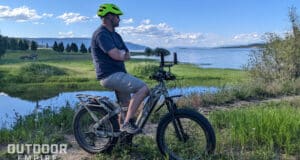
[140,85,149,96]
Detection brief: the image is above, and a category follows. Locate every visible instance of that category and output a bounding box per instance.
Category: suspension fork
[166,98,188,142]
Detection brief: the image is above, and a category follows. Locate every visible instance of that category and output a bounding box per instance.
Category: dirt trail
[198,95,300,115]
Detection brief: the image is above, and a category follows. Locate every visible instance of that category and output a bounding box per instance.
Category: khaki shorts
[100,72,146,106]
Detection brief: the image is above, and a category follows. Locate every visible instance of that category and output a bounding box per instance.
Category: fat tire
[156,108,216,159]
[73,106,119,154]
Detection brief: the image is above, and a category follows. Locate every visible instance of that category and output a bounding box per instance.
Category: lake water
[133,48,254,69]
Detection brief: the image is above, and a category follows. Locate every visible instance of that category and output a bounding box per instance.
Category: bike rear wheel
[73,105,119,153]
[156,108,216,159]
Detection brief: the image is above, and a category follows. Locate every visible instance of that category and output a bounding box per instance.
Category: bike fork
[167,100,188,142]
[172,118,188,142]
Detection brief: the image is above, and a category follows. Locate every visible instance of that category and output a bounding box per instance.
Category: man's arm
[108,48,129,61]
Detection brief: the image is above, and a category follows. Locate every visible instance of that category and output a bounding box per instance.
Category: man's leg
[124,85,149,123]
[101,72,149,133]
[115,91,130,126]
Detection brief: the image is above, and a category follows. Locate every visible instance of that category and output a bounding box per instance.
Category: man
[91,3,149,134]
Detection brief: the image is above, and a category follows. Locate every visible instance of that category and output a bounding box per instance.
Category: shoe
[120,121,140,134]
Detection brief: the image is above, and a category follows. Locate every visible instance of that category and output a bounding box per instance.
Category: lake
[133,48,254,69]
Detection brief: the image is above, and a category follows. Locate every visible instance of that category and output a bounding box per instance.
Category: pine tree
[31,41,38,51]
[9,38,18,50]
[80,43,87,53]
[24,40,29,50]
[58,42,64,52]
[0,35,6,59]
[70,43,78,52]
[52,41,58,52]
[18,39,24,50]
[88,46,91,53]
[66,44,71,52]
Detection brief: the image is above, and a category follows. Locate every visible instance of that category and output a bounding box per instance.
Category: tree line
[0,35,38,59]
[52,41,91,53]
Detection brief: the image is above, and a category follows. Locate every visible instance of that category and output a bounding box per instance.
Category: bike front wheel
[156,108,216,159]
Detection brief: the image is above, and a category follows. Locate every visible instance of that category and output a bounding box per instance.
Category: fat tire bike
[73,53,216,159]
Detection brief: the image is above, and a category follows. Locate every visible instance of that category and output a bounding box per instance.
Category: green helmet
[97,3,123,17]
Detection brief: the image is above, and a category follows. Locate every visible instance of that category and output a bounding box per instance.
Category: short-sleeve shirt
[91,25,129,80]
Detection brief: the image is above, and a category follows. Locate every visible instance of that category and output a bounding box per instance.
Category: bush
[130,62,159,77]
[20,63,66,76]
[247,8,300,83]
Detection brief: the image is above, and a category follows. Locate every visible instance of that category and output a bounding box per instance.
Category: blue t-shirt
[91,26,129,80]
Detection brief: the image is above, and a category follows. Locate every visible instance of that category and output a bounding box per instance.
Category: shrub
[247,8,300,83]
[20,63,66,76]
[130,62,159,77]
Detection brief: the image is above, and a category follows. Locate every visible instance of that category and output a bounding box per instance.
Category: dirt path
[198,95,300,115]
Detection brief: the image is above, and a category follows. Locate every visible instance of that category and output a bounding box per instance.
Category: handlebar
[150,51,178,81]
[159,52,178,68]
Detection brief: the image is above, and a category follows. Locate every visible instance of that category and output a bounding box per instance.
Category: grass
[210,100,300,159]
[0,49,247,100]
[0,104,74,144]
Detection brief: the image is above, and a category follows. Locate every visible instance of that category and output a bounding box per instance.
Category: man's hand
[124,51,131,60]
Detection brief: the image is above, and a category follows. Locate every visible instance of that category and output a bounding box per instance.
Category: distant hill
[25,38,148,51]
[216,43,265,49]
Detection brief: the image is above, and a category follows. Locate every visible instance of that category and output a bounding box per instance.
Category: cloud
[233,33,259,40]
[33,22,44,25]
[42,13,53,18]
[119,23,174,37]
[58,31,74,38]
[57,12,89,25]
[117,22,205,47]
[231,33,262,44]
[93,15,99,19]
[141,19,150,24]
[0,5,52,22]
[122,18,134,24]
[116,20,265,47]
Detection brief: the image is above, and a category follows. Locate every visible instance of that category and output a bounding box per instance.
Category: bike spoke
[164,117,208,159]
[78,110,113,150]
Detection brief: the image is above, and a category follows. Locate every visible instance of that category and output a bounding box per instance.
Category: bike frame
[136,81,169,129]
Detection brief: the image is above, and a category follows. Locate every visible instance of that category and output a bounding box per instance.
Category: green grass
[0,49,247,100]
[0,104,74,144]
[210,100,300,159]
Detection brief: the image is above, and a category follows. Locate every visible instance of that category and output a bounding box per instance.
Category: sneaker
[120,121,140,134]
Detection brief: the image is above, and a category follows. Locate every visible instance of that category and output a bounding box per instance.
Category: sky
[0,0,300,47]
